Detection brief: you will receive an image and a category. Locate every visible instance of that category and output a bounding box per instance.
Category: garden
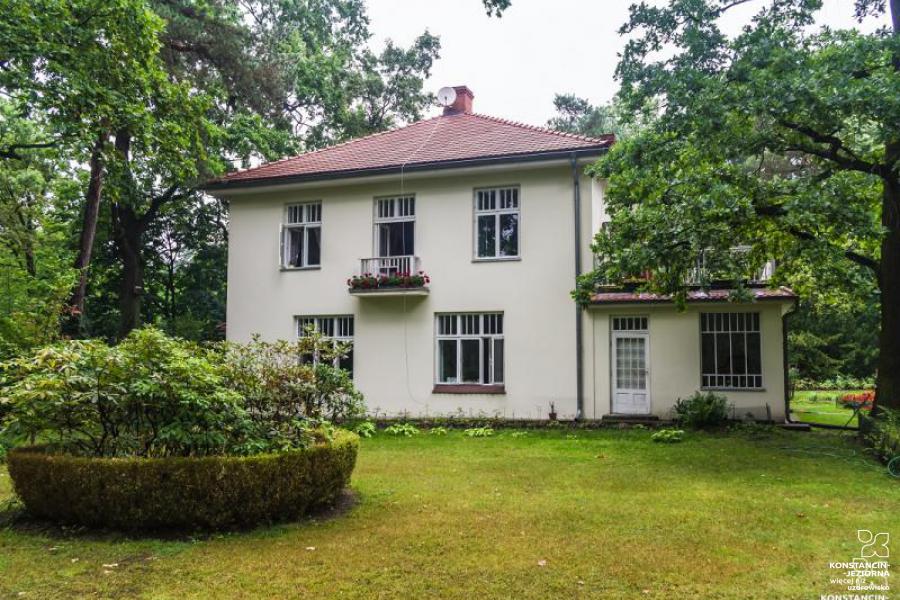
[2,425,899,599]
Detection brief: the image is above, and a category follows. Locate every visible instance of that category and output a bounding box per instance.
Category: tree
[0,0,171,325]
[576,0,899,409]
[546,94,642,141]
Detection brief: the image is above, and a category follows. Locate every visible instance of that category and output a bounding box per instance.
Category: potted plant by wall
[548,402,558,421]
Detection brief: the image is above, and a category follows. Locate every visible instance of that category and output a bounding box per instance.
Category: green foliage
[546,94,645,141]
[384,423,420,437]
[510,431,529,438]
[5,430,358,530]
[0,327,365,457]
[788,299,878,382]
[221,332,364,426]
[793,375,875,391]
[353,421,377,439]
[651,429,685,444]
[463,427,494,438]
[673,392,731,429]
[573,2,894,397]
[860,408,900,463]
[429,426,449,436]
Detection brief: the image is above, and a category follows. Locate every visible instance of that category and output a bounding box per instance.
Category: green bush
[0,327,366,458]
[860,408,900,463]
[651,429,685,443]
[463,427,494,438]
[673,391,731,428]
[6,430,359,531]
[384,423,419,437]
[353,421,376,438]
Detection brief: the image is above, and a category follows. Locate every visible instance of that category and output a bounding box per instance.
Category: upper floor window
[701,312,762,389]
[436,313,504,385]
[282,202,321,268]
[475,187,519,259]
[296,315,354,375]
[375,196,415,258]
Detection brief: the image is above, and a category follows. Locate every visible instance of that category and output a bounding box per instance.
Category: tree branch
[778,119,883,175]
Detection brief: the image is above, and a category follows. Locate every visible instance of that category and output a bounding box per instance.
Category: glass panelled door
[611,316,650,414]
[374,196,415,275]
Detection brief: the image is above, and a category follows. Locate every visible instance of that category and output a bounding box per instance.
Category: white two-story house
[207,86,796,421]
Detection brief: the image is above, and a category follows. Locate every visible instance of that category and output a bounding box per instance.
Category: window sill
[432,384,506,395]
[280,266,321,272]
[472,256,521,263]
[701,387,766,393]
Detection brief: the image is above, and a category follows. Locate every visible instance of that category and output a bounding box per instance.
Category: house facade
[208,86,796,422]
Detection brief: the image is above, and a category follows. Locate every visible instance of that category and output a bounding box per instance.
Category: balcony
[348,255,430,297]
[685,246,775,286]
[594,246,775,289]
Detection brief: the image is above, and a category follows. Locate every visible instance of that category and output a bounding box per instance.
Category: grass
[1,427,898,599]
[790,390,867,427]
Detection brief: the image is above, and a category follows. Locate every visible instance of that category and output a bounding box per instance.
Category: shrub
[0,328,249,458]
[353,421,377,438]
[6,430,359,531]
[384,423,419,437]
[429,426,448,435]
[860,408,900,464]
[0,327,366,458]
[673,391,730,428]
[220,332,364,427]
[463,427,494,438]
[651,429,685,443]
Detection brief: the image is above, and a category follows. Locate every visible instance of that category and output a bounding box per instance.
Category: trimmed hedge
[6,430,359,531]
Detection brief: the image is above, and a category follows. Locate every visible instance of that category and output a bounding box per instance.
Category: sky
[365,0,891,127]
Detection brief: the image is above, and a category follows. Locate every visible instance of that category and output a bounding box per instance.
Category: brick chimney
[443,86,474,115]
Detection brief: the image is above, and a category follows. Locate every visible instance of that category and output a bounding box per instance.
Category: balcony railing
[360,255,420,277]
[349,255,429,297]
[685,246,775,285]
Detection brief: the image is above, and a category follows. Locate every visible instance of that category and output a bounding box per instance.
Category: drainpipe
[571,153,584,420]
[782,297,798,422]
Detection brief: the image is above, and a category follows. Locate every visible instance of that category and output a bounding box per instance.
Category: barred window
[296,315,353,375]
[475,187,519,259]
[282,202,321,268]
[700,312,762,389]
[436,313,504,385]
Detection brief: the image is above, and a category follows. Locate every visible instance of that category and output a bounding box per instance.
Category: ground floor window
[295,315,354,376]
[700,312,762,389]
[436,313,504,385]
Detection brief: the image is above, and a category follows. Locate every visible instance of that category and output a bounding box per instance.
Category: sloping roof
[591,287,797,305]
[207,112,614,189]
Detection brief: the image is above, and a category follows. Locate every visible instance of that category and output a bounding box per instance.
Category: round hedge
[6,430,359,531]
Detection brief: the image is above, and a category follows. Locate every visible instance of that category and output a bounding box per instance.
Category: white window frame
[473,186,520,260]
[435,313,504,385]
[700,312,763,390]
[282,202,322,269]
[295,315,354,375]
[373,195,415,258]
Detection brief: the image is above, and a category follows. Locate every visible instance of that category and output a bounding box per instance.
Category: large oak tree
[573,0,899,410]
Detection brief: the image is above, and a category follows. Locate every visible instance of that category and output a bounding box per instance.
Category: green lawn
[1,428,898,599]
[790,390,866,427]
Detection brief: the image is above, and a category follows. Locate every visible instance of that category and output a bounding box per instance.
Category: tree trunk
[113,203,145,339]
[877,173,900,411]
[876,0,900,411]
[65,133,106,332]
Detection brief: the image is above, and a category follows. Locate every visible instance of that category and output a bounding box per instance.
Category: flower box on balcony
[347,271,430,296]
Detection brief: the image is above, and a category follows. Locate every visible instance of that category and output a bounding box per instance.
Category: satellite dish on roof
[437,86,457,107]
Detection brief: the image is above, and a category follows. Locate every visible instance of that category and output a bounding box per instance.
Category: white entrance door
[612,331,650,414]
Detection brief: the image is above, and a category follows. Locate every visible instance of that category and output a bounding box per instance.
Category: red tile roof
[208,112,614,188]
[591,287,797,305]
